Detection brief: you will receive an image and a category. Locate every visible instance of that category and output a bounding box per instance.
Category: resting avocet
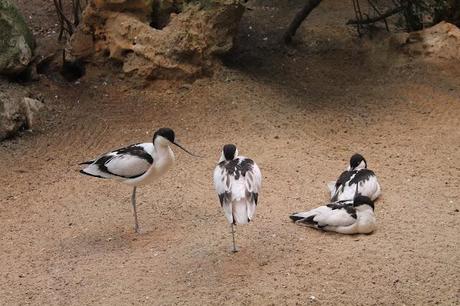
[213,144,262,252]
[327,153,381,202]
[79,128,198,233]
[289,195,376,234]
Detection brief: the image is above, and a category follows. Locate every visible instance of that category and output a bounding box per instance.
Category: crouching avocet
[328,153,381,202]
[79,128,198,233]
[213,144,262,252]
[289,196,376,234]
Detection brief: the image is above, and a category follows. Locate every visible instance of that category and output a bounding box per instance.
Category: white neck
[153,136,175,167]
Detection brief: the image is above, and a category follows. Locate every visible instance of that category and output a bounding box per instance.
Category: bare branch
[53,0,87,41]
[347,6,404,25]
[283,0,323,44]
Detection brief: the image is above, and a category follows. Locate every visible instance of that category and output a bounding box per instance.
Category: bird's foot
[230,246,239,253]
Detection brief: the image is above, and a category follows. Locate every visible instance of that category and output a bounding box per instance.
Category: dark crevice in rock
[150,0,181,30]
[60,59,85,82]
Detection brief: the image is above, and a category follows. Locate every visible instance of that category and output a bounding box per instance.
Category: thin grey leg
[231,223,238,253]
[131,186,139,233]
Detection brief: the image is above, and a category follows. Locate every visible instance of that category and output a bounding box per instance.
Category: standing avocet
[289,195,376,234]
[79,128,197,233]
[327,153,381,202]
[213,144,262,252]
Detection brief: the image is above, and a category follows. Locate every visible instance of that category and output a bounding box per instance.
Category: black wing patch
[217,158,257,207]
[332,169,375,201]
[245,190,259,206]
[349,169,375,185]
[114,144,154,164]
[289,213,303,222]
[326,202,357,219]
[332,170,357,201]
[218,192,231,207]
[94,144,153,179]
[94,155,114,174]
[297,215,318,226]
[79,160,94,165]
[289,213,317,225]
[79,169,106,179]
[335,170,355,188]
[345,206,357,219]
[219,158,254,180]
[327,202,349,210]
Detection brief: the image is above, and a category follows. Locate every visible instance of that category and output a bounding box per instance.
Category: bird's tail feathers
[289,213,304,222]
[233,200,250,225]
[79,169,106,179]
[289,211,318,227]
[79,160,94,165]
[295,215,318,227]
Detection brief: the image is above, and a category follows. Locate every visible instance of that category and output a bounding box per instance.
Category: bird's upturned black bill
[173,141,202,157]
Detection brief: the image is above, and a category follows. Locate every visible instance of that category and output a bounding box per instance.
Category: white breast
[125,145,175,186]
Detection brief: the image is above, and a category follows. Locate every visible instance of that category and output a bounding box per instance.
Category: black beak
[172,140,201,158]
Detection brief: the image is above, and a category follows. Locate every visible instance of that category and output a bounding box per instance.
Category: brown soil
[1,0,459,305]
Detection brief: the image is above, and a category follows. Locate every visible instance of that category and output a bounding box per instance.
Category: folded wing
[290,201,357,229]
[80,143,154,180]
[213,157,262,224]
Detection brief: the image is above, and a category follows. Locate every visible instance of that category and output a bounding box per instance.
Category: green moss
[0,18,12,52]
[0,0,35,74]
[0,0,35,49]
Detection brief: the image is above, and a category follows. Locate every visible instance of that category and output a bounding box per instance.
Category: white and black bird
[327,153,381,202]
[289,195,376,234]
[213,144,262,252]
[79,128,198,233]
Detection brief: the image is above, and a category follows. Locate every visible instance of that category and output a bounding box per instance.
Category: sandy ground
[1,0,459,305]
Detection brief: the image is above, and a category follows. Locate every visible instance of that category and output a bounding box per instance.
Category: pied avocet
[80,128,198,233]
[290,195,376,234]
[213,144,262,252]
[328,153,381,202]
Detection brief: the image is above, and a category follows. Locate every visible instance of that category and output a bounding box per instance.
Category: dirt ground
[1,0,459,305]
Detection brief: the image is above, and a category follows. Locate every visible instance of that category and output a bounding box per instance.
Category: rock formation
[0,0,35,76]
[70,0,245,80]
[0,80,44,140]
[391,21,460,62]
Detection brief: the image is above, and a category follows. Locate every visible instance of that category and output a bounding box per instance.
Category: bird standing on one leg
[213,144,262,252]
[327,153,381,202]
[79,128,198,233]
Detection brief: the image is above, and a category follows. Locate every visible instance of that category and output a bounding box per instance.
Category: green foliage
[433,0,460,25]
[396,0,459,31]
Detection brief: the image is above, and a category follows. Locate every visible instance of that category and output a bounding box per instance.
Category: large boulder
[391,21,460,62]
[0,80,43,140]
[70,0,245,80]
[0,0,35,76]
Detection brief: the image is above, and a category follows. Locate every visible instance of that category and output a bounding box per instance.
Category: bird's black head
[350,153,367,170]
[153,128,175,143]
[223,144,237,161]
[353,195,374,210]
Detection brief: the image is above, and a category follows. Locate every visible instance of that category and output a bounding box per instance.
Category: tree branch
[283,0,323,44]
[346,6,404,25]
